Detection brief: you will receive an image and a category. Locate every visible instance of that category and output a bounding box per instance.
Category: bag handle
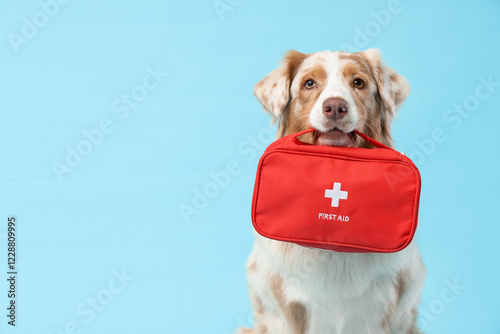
[287,128,394,151]
[353,130,393,150]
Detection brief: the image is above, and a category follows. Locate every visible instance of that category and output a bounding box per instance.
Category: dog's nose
[322,98,348,120]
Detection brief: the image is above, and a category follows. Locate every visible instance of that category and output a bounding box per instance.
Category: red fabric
[251,129,421,253]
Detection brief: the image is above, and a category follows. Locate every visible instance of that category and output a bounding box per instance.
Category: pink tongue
[316,130,355,147]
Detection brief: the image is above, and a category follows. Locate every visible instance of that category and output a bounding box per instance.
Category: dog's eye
[304,79,315,89]
[353,78,364,89]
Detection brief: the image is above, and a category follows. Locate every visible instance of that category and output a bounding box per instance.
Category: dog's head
[254,49,409,148]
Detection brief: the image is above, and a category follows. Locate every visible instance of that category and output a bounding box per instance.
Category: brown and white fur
[236,49,425,334]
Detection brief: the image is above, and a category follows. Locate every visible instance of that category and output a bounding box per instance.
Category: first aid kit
[251,128,421,253]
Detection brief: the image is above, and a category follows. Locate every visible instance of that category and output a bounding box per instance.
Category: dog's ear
[361,48,410,117]
[254,50,308,120]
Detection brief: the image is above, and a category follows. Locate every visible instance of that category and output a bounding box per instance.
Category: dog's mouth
[313,128,356,147]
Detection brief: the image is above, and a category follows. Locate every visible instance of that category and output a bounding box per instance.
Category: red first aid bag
[251,129,421,253]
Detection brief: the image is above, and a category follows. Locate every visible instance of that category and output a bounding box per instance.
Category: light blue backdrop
[0,0,499,333]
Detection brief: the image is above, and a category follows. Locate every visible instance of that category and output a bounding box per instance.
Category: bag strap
[354,130,393,150]
[287,128,394,151]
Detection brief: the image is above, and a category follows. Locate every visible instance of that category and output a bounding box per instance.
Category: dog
[236,49,426,334]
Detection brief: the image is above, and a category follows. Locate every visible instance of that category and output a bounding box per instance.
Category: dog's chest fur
[247,235,421,334]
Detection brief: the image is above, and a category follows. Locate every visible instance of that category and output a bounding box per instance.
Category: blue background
[0,0,499,333]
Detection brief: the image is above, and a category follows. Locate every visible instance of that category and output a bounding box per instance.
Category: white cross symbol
[325,182,348,207]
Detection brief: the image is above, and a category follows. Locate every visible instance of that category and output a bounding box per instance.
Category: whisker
[359,120,376,134]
